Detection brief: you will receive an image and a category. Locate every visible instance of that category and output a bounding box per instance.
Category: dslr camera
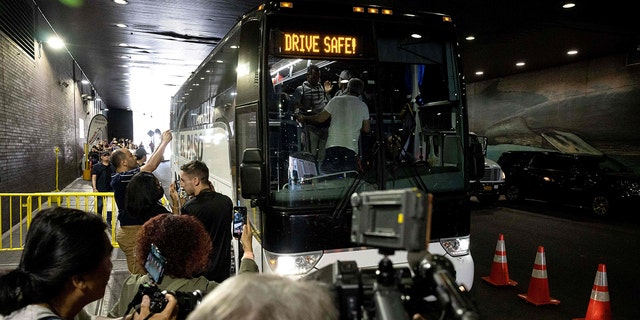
[129,282,203,320]
[125,243,203,319]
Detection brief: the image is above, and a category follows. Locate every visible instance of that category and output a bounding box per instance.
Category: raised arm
[141,130,172,173]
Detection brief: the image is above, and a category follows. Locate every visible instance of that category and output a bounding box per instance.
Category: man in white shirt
[296,78,370,173]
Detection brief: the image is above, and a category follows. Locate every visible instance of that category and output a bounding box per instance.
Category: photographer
[0,207,177,320]
[187,273,338,320]
[108,214,257,318]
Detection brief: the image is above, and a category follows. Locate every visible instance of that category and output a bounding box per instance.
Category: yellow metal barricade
[0,192,118,252]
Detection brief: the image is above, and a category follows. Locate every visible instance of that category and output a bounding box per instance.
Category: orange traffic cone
[573,264,612,320]
[517,246,560,306]
[482,233,517,286]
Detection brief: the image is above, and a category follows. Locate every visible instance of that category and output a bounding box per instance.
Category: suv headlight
[440,237,470,257]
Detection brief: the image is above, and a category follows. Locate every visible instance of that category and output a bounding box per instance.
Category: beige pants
[116,225,142,274]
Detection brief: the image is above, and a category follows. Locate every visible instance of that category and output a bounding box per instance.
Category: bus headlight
[264,250,322,276]
[440,237,470,257]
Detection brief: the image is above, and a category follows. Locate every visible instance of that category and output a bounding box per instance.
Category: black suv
[497,151,640,216]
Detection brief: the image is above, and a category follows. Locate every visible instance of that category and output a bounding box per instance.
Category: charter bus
[169,1,483,289]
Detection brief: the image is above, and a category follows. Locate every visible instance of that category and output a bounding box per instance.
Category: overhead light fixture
[46,36,65,49]
[516,61,525,67]
[567,50,578,55]
[113,0,128,4]
[562,2,576,9]
[411,33,422,39]
[475,71,484,76]
[465,35,475,41]
[115,23,127,28]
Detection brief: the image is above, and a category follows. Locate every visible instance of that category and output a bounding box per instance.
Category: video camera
[124,244,203,320]
[305,188,479,320]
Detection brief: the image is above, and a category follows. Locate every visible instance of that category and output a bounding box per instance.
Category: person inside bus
[291,64,333,163]
[0,207,178,320]
[296,78,370,174]
[332,69,354,98]
[108,214,258,318]
[186,273,338,320]
[110,129,172,274]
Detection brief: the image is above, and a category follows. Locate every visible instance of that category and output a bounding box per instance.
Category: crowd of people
[0,127,341,320]
[0,207,337,320]
[88,138,152,168]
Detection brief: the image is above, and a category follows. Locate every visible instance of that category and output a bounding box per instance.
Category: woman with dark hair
[0,207,177,320]
[108,214,258,318]
[119,171,172,274]
[125,171,171,220]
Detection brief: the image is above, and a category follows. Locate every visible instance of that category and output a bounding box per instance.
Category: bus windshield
[266,17,465,231]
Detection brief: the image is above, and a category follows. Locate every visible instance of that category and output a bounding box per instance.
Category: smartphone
[233,206,247,238]
[174,172,181,191]
[145,243,167,283]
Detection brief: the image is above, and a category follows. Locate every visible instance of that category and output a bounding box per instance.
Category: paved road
[468,199,640,320]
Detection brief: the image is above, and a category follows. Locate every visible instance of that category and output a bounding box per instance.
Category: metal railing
[0,192,118,251]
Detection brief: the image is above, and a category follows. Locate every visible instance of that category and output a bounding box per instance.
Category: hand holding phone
[145,243,167,283]
[233,206,247,238]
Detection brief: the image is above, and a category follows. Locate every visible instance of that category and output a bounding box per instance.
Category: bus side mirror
[470,142,485,180]
[240,148,265,199]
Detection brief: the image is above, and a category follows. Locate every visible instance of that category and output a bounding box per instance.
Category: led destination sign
[278,32,360,57]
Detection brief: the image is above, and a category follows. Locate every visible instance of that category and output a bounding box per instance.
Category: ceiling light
[115,23,127,28]
[475,71,484,76]
[465,35,475,41]
[113,0,128,4]
[516,62,525,67]
[562,3,575,9]
[47,36,65,49]
[81,79,90,84]
[411,33,422,39]
[567,50,578,55]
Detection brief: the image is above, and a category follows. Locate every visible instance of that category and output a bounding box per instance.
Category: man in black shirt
[170,160,233,283]
[91,150,115,223]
